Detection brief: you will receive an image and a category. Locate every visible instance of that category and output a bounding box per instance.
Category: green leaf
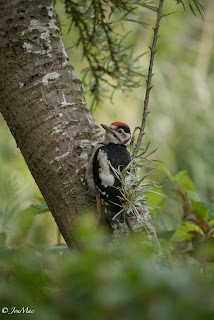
[192,200,210,221]
[29,203,50,214]
[173,171,196,192]
[146,188,165,212]
[209,220,214,228]
[136,141,150,157]
[156,164,173,181]
[10,203,50,244]
[172,222,204,242]
[135,171,154,188]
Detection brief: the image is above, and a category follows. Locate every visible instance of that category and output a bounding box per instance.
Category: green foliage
[9,203,50,245]
[157,165,197,192]
[172,221,204,241]
[0,200,51,247]
[108,145,164,222]
[27,203,50,214]
[152,166,214,265]
[191,200,213,221]
[1,134,213,319]
[64,0,155,110]
[1,142,214,320]
[146,186,165,212]
[175,0,204,18]
[61,0,204,110]
[107,154,214,268]
[173,170,196,192]
[1,220,214,320]
[0,169,33,241]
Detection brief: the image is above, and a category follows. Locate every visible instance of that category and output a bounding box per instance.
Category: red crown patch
[111,122,129,127]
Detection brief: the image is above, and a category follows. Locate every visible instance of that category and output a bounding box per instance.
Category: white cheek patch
[104,132,118,145]
[97,150,115,188]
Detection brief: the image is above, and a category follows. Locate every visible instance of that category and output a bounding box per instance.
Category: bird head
[101,122,131,146]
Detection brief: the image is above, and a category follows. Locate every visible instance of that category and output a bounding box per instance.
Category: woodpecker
[86,122,131,229]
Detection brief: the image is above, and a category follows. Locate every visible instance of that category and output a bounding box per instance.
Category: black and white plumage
[86,122,131,229]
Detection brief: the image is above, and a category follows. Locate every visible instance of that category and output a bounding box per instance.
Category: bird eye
[117,129,123,133]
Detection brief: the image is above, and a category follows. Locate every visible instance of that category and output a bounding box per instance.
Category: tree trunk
[0,0,167,268]
[0,0,102,248]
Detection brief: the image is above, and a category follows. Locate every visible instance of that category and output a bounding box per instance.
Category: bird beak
[101,124,113,133]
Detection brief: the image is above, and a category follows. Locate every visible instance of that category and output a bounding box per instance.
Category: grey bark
[0,0,167,267]
[0,0,102,248]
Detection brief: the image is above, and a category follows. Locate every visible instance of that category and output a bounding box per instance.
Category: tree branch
[133,0,165,158]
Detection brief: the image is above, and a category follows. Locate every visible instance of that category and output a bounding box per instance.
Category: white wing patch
[97,149,114,188]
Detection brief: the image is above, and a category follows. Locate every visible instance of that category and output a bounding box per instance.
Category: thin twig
[133,0,165,158]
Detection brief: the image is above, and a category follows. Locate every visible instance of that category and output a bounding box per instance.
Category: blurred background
[0,0,213,245]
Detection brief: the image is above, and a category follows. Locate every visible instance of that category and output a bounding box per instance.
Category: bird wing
[85,143,104,196]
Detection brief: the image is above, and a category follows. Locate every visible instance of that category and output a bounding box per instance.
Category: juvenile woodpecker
[86,122,131,229]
